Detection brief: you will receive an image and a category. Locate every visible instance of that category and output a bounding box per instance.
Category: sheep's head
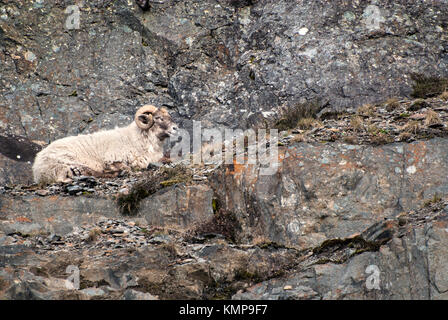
[135,104,177,140]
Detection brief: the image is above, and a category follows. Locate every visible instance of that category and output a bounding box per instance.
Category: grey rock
[210,138,448,248]
[65,185,83,195]
[80,288,106,298]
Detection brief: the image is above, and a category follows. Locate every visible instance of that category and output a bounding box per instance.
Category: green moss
[160,179,183,187]
[423,193,442,207]
[160,166,192,184]
[255,241,287,250]
[234,269,261,282]
[117,165,193,215]
[313,236,381,255]
[212,198,219,214]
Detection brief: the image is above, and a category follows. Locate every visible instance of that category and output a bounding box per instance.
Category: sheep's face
[151,108,178,141]
[135,105,178,141]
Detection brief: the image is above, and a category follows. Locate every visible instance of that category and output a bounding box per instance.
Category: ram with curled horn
[32,104,178,184]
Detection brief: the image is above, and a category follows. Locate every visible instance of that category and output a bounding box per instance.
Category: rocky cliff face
[2,97,448,299]
[1,0,447,138]
[1,0,448,300]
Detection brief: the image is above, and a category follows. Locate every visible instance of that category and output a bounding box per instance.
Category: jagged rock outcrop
[209,137,448,248]
[1,134,448,299]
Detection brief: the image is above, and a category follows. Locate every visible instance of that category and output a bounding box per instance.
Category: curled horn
[135,104,157,130]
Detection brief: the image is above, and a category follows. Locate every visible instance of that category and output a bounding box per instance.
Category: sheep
[32,104,178,184]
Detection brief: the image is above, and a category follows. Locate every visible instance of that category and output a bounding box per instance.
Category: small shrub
[86,227,102,242]
[423,193,442,207]
[424,109,442,126]
[117,165,192,215]
[407,98,430,111]
[296,117,321,130]
[190,199,242,243]
[273,101,322,131]
[385,98,400,111]
[440,91,448,101]
[357,104,375,117]
[367,124,380,135]
[370,132,393,145]
[411,74,448,98]
[117,175,161,215]
[350,115,364,132]
[403,120,421,134]
[398,131,412,141]
[398,112,410,119]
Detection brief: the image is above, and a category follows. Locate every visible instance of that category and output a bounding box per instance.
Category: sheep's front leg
[70,167,83,177]
[55,164,99,183]
[103,161,131,177]
[53,164,82,183]
[159,156,172,164]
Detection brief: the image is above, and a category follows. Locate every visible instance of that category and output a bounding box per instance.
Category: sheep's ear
[136,113,154,130]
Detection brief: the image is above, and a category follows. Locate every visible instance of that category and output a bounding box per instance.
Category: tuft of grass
[160,165,193,185]
[403,120,421,134]
[440,91,448,101]
[367,124,380,135]
[234,268,262,282]
[411,74,448,99]
[398,131,412,141]
[296,117,321,130]
[370,132,393,145]
[357,104,375,117]
[273,101,322,131]
[350,115,364,132]
[407,98,430,111]
[424,109,442,126]
[385,98,400,111]
[86,227,102,242]
[117,177,160,215]
[290,134,305,144]
[423,193,442,207]
[160,242,178,257]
